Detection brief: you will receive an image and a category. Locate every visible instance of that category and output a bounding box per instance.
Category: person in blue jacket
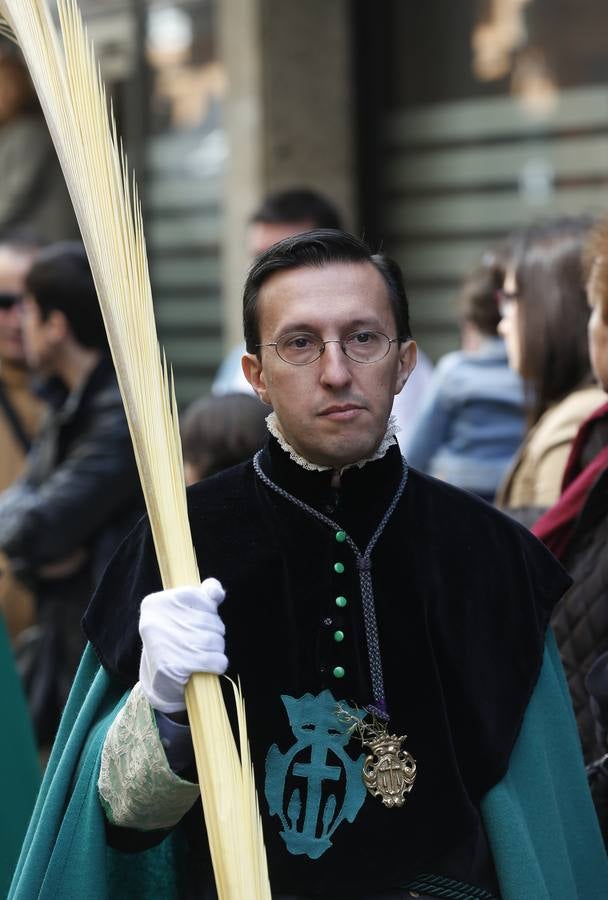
[407,251,525,501]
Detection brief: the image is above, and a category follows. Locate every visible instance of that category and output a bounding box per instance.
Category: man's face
[248,220,318,258]
[0,248,29,365]
[243,261,416,469]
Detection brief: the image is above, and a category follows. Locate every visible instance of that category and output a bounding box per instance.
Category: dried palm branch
[0,18,15,41]
[0,1,270,896]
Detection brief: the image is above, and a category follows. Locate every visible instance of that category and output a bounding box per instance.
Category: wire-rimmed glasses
[256,330,400,365]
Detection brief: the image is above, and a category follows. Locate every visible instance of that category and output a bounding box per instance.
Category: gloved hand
[139,577,227,713]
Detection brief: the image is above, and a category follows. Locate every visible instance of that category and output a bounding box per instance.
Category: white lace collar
[265,411,400,474]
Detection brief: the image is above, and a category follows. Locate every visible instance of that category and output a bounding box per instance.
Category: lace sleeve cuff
[98,682,200,830]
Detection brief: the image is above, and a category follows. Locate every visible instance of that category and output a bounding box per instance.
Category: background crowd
[1,25,608,895]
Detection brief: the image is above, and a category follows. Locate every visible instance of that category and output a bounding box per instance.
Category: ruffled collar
[265,410,400,474]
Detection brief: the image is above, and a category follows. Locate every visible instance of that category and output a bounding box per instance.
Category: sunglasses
[0,292,23,311]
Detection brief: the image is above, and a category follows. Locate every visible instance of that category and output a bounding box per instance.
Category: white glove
[139,577,228,713]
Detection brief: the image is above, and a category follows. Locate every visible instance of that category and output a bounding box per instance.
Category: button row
[332,534,348,678]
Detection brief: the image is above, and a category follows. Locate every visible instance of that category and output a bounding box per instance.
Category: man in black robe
[11,230,607,899]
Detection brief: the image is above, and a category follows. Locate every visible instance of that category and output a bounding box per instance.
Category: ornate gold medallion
[336,704,417,808]
[362,731,416,808]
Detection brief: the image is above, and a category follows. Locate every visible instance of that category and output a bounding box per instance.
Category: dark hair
[242,229,411,352]
[512,216,595,424]
[583,217,608,324]
[181,393,268,480]
[250,188,342,230]
[459,247,510,336]
[24,242,108,351]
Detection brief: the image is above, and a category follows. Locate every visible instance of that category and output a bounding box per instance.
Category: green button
[333,666,345,679]
[335,530,346,543]
[334,562,345,574]
[333,630,345,642]
[335,596,347,608]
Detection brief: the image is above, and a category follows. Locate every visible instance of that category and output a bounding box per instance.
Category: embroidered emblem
[265,690,367,859]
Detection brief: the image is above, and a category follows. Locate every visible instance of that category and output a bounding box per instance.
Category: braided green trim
[402,873,496,899]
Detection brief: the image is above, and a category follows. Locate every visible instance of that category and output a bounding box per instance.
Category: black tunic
[84,438,571,898]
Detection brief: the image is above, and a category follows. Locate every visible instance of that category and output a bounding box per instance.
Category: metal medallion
[362,732,416,808]
[336,703,417,808]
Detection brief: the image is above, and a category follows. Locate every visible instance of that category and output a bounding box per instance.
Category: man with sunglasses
[0,242,143,745]
[0,238,44,492]
[13,231,607,899]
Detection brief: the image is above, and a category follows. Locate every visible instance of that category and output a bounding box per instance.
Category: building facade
[76,0,608,401]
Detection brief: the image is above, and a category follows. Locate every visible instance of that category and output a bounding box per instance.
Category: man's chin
[304,437,382,471]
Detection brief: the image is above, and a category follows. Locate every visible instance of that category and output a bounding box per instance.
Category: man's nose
[318,341,352,388]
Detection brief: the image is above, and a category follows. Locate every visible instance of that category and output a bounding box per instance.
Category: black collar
[258,437,406,550]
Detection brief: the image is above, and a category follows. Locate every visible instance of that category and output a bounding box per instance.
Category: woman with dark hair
[531,217,608,840]
[496,217,605,524]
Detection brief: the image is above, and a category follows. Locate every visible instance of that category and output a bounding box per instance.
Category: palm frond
[0,0,270,895]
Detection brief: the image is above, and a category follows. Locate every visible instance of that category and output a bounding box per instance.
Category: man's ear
[242,352,271,405]
[395,340,417,395]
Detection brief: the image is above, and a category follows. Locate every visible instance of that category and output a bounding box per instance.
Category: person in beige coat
[0,238,45,492]
[0,238,45,638]
[496,218,605,526]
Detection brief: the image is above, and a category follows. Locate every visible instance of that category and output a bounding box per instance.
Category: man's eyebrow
[276,318,382,335]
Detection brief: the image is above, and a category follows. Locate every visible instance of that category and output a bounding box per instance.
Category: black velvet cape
[84,439,571,897]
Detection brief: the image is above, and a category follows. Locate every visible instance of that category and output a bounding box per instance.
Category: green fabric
[0,617,40,897]
[10,636,608,898]
[481,630,608,899]
[9,645,183,900]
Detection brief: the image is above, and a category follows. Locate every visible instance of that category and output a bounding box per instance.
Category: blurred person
[407,251,525,500]
[0,47,77,241]
[496,217,605,525]
[0,236,45,492]
[531,217,608,839]
[0,242,142,745]
[211,186,434,447]
[212,187,345,397]
[12,231,608,899]
[181,392,268,485]
[0,237,46,639]
[0,238,44,892]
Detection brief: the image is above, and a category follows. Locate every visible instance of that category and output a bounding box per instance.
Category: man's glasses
[0,292,22,311]
[256,330,399,366]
